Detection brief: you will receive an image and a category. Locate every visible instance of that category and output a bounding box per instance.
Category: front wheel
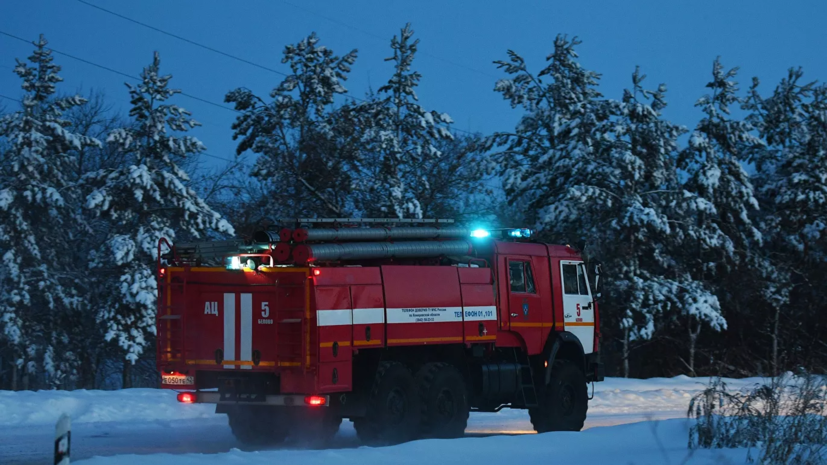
[529,359,588,433]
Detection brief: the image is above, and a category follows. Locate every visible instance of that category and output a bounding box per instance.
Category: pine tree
[486,35,612,236]
[225,33,359,218]
[672,58,767,374]
[745,69,826,373]
[680,58,764,272]
[351,24,454,218]
[603,68,725,377]
[754,73,827,261]
[0,35,99,389]
[84,53,232,383]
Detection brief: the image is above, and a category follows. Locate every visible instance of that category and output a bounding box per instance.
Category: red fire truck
[157,219,604,445]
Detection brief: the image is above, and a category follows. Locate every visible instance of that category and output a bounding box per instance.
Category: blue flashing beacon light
[470,229,491,238]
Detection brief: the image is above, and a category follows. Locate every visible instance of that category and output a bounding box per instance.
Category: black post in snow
[54,413,71,465]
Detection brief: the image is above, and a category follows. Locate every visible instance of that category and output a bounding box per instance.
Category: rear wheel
[529,360,588,433]
[416,362,469,438]
[227,406,289,445]
[354,361,420,445]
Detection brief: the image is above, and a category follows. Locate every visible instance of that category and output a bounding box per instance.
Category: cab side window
[562,264,579,294]
[509,261,536,294]
[509,261,525,292]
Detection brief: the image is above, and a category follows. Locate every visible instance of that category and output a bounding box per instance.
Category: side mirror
[592,262,603,299]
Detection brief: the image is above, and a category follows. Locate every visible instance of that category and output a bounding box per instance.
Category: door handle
[510,313,518,317]
[585,302,593,310]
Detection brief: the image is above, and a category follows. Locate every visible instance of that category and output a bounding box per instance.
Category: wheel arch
[543,331,586,385]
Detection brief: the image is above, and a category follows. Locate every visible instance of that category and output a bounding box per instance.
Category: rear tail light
[304,395,326,406]
[177,392,195,404]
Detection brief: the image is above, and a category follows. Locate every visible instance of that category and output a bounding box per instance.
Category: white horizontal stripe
[316,309,352,326]
[462,305,498,321]
[353,308,385,325]
[386,307,464,324]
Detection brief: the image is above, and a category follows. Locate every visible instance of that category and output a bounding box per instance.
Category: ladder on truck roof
[273,276,312,370]
[279,218,455,225]
[157,239,187,364]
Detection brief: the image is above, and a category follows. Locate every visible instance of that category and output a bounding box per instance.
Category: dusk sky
[2,0,826,168]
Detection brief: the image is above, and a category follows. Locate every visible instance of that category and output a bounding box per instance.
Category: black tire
[354,361,420,445]
[228,406,289,445]
[529,359,588,433]
[415,362,469,438]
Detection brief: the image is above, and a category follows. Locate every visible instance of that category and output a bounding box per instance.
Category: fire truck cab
[157,220,603,445]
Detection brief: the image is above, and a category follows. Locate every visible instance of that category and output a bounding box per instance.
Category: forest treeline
[0,27,824,390]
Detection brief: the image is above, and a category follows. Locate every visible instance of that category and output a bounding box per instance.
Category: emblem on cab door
[522,300,529,318]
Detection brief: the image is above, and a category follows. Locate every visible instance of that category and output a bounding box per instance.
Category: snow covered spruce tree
[485,35,613,236]
[602,68,722,377]
[350,24,454,218]
[751,72,827,264]
[678,59,763,376]
[0,35,99,389]
[745,69,827,373]
[680,58,763,275]
[676,58,763,374]
[225,33,359,219]
[84,53,232,387]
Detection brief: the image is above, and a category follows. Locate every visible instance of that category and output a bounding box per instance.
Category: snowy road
[0,376,761,464]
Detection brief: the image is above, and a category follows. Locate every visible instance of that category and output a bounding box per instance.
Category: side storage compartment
[312,267,384,393]
[457,267,497,344]
[314,284,353,393]
[382,266,464,346]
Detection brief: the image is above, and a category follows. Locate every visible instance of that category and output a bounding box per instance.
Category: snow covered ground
[0,376,763,464]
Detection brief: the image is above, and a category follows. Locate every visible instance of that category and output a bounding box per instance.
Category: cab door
[560,260,595,354]
[506,256,544,354]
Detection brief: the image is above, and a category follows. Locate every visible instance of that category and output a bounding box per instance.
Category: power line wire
[201,151,235,163]
[0,93,22,103]
[75,0,289,78]
[0,30,240,115]
[70,0,477,136]
[2,27,477,139]
[0,34,241,165]
[72,1,368,104]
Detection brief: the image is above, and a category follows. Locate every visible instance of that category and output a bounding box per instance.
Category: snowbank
[75,419,749,465]
[0,375,766,428]
[0,388,214,427]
